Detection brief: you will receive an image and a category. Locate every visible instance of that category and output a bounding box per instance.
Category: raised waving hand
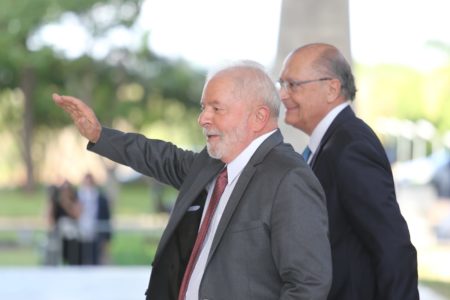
[52,93,101,143]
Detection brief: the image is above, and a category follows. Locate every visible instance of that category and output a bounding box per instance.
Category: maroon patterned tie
[178,167,228,300]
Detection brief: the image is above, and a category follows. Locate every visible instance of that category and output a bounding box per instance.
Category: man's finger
[53,93,82,108]
[52,93,64,105]
[51,93,101,142]
[53,94,82,117]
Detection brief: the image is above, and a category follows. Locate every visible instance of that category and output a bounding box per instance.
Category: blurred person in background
[278,43,419,300]
[77,172,113,265]
[47,180,82,265]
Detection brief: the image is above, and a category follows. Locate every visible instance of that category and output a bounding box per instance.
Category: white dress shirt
[77,186,99,242]
[306,102,350,164]
[185,129,276,300]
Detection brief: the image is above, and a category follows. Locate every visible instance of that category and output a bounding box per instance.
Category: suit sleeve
[337,141,418,300]
[88,127,197,189]
[271,167,332,300]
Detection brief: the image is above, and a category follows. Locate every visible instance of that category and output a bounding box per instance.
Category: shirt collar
[226,129,277,184]
[309,102,350,153]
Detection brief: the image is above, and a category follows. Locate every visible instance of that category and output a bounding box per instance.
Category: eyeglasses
[277,77,333,93]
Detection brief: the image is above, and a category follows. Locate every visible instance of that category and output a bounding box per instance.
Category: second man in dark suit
[278,43,419,300]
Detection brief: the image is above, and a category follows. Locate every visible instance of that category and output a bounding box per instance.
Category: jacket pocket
[230,220,266,233]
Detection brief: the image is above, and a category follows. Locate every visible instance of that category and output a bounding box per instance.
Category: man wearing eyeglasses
[278,43,419,300]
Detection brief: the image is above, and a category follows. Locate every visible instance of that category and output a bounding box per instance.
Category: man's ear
[252,105,270,131]
[327,78,342,103]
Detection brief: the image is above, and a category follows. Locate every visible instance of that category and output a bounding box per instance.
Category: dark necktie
[302,146,312,163]
[178,167,228,300]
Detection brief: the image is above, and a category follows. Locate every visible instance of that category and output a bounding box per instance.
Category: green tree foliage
[425,65,450,132]
[0,0,205,189]
[0,0,144,190]
[424,41,450,132]
[356,64,425,121]
[356,61,450,134]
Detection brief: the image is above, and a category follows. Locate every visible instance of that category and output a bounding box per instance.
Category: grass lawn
[0,182,177,217]
[0,247,41,266]
[110,230,161,265]
[0,230,162,266]
[0,188,47,217]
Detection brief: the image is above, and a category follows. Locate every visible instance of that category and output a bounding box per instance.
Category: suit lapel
[206,130,283,264]
[154,158,224,263]
[310,106,355,168]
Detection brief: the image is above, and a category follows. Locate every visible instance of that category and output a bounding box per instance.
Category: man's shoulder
[329,112,378,145]
[262,142,306,170]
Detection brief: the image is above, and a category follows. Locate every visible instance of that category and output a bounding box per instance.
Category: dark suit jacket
[96,193,112,242]
[89,128,332,300]
[310,106,419,300]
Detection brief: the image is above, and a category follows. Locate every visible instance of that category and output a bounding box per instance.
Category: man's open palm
[52,93,101,143]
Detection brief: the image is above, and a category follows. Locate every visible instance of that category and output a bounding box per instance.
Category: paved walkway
[0,267,447,300]
[0,267,150,300]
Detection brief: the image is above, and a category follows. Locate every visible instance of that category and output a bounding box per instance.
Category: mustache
[203,128,223,137]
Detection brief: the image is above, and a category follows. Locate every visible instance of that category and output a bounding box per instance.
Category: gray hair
[311,46,357,101]
[205,60,280,118]
[296,43,357,101]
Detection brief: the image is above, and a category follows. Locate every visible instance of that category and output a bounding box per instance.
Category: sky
[33,0,450,71]
[138,0,450,70]
[137,0,282,69]
[349,0,450,70]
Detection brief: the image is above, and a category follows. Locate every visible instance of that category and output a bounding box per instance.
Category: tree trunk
[20,67,36,192]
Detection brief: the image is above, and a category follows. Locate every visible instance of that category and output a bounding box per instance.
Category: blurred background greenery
[1,0,450,298]
[0,0,207,270]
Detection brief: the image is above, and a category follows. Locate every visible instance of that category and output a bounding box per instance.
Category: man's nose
[279,87,289,101]
[198,110,210,127]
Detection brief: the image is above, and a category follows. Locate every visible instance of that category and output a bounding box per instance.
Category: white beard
[204,117,248,160]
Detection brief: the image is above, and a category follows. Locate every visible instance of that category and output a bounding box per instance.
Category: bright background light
[138,0,282,68]
[30,0,450,71]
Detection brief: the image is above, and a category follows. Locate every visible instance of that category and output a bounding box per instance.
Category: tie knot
[217,167,228,187]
